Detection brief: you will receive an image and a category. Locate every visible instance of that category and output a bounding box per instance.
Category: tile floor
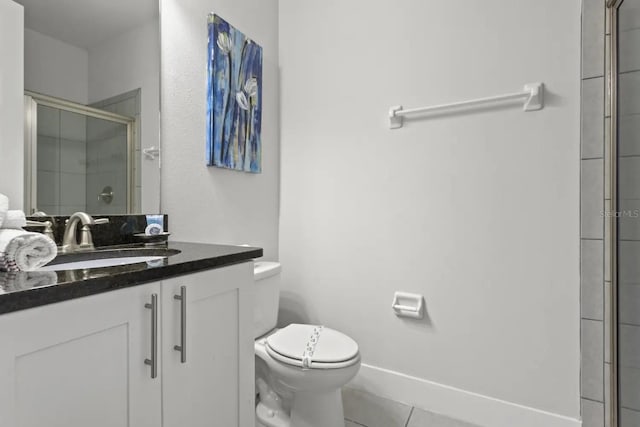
[342,388,480,427]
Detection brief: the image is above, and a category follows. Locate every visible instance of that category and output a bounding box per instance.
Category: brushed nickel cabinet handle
[173,286,187,363]
[144,293,158,378]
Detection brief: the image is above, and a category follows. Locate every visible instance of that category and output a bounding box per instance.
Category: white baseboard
[347,364,581,427]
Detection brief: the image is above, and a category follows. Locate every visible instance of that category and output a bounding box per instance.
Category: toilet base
[256,389,346,427]
[290,389,345,427]
[256,401,290,427]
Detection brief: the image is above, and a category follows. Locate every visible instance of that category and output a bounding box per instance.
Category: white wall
[24,28,88,104]
[278,1,581,426]
[160,0,280,259]
[0,0,24,209]
[88,19,160,213]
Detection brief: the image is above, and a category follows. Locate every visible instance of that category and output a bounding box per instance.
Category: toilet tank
[253,261,281,338]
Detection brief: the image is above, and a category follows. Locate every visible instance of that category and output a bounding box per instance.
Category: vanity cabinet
[0,261,254,427]
[161,264,254,427]
[0,282,163,427]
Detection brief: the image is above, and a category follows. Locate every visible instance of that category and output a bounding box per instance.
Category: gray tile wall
[581,1,611,426]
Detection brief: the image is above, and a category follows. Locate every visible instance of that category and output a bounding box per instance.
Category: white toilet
[253,261,361,427]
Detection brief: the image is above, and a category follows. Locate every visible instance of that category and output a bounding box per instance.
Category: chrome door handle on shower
[144,293,158,378]
[174,286,187,363]
[97,186,114,204]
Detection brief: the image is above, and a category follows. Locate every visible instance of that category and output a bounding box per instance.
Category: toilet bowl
[253,262,361,427]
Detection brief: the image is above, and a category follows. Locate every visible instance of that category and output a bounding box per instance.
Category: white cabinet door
[0,283,162,427]
[162,262,254,427]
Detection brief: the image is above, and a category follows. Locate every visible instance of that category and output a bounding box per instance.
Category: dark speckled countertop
[0,242,263,315]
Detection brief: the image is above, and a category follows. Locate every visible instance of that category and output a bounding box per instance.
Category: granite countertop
[0,241,263,315]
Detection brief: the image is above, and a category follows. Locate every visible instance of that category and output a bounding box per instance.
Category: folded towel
[0,194,8,228]
[0,271,57,293]
[0,229,57,272]
[1,210,26,229]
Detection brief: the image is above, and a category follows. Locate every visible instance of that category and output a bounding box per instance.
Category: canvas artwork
[206,14,263,173]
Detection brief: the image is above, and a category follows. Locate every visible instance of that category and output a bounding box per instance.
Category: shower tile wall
[581,0,610,426]
[36,105,87,215]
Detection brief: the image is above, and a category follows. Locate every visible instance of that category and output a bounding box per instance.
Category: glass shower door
[25,93,134,216]
[85,115,129,214]
[616,0,640,425]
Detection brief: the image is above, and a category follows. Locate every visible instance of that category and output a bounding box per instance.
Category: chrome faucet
[61,212,109,253]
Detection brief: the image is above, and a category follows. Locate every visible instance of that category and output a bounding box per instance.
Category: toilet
[253,261,361,427]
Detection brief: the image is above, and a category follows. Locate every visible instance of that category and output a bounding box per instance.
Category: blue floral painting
[207,14,263,173]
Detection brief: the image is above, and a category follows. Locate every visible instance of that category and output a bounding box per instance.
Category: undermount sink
[40,248,181,272]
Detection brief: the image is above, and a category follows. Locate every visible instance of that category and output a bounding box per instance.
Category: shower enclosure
[611,0,640,425]
[24,92,135,215]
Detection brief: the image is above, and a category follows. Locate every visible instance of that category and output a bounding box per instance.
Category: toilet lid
[266,324,359,369]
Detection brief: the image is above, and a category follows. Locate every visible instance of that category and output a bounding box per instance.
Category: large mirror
[15,0,160,215]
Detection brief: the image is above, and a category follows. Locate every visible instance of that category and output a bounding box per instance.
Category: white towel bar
[389,82,544,129]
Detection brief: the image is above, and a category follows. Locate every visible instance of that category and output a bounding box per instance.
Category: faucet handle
[93,218,110,225]
[25,219,55,241]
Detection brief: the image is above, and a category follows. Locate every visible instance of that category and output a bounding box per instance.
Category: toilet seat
[265,324,360,370]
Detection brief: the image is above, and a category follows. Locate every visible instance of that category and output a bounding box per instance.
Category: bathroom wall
[24,28,88,104]
[88,19,160,213]
[278,1,581,427]
[580,0,611,425]
[160,0,280,259]
[0,0,24,208]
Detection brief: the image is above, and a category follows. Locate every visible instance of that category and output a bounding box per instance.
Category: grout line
[344,418,368,427]
[583,75,606,81]
[581,238,605,242]
[582,316,605,322]
[617,69,640,76]
[404,407,415,427]
[618,321,640,327]
[582,396,605,404]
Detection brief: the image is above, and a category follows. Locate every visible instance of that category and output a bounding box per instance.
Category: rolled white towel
[0,229,57,272]
[0,194,8,228]
[0,271,57,293]
[1,210,26,229]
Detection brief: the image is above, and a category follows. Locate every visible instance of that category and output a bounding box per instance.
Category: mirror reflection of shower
[24,91,138,215]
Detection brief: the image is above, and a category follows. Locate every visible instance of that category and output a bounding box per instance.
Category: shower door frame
[607,0,621,426]
[24,91,136,215]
